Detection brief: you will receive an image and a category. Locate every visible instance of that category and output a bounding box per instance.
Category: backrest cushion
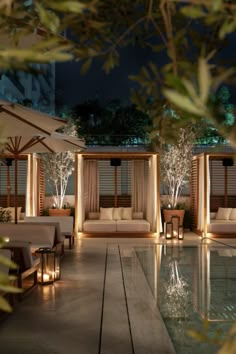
[113,208,122,221]
[215,207,232,220]
[100,207,113,220]
[88,212,100,220]
[122,207,133,220]
[229,208,236,220]
[133,211,144,219]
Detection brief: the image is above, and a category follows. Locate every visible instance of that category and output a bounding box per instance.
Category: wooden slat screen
[38,159,45,215]
[0,159,27,211]
[98,159,149,208]
[190,158,198,230]
[210,159,236,211]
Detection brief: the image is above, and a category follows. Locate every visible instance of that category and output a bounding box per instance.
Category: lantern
[171,215,180,238]
[178,225,184,240]
[36,248,55,285]
[165,221,173,239]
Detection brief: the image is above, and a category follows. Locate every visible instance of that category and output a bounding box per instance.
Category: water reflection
[135,243,236,353]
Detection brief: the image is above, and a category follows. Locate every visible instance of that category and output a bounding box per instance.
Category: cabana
[191,152,236,237]
[0,153,45,219]
[74,152,160,237]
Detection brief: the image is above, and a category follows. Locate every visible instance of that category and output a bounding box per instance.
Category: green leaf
[219,20,236,39]
[0,295,12,312]
[80,57,92,75]
[163,89,204,116]
[212,0,222,12]
[35,2,60,33]
[47,1,86,13]
[198,57,211,103]
[0,254,17,269]
[181,5,206,19]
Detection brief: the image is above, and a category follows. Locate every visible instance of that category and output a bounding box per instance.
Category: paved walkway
[0,234,235,354]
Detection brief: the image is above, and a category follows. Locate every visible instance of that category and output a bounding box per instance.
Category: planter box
[163,209,185,226]
[49,209,71,217]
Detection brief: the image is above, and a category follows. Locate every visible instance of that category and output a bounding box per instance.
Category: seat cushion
[83,220,116,232]
[116,220,150,232]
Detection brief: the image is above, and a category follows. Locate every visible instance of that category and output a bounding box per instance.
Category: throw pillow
[132,211,144,219]
[229,208,236,220]
[122,207,133,220]
[100,207,113,220]
[7,207,22,221]
[88,212,100,220]
[113,207,122,221]
[215,207,232,220]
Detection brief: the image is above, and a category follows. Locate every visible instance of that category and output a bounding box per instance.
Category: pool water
[135,243,236,354]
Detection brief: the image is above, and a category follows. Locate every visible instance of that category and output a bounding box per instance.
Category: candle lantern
[178,225,184,240]
[171,215,180,238]
[54,252,61,281]
[36,248,55,285]
[165,221,173,239]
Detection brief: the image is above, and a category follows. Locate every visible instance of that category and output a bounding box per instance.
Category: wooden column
[114,166,118,207]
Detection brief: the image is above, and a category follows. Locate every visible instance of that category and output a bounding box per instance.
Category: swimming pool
[135,241,236,354]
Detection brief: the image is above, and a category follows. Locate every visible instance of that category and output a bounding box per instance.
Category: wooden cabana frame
[74,151,160,237]
[191,152,236,238]
[0,153,45,217]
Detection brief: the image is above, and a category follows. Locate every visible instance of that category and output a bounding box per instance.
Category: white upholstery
[24,216,74,240]
[100,207,113,220]
[229,208,236,220]
[207,219,236,233]
[83,220,116,232]
[116,219,150,232]
[0,224,56,248]
[113,207,122,220]
[122,207,133,220]
[215,207,232,220]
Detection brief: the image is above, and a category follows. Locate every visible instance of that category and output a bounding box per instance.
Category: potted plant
[160,126,196,226]
[41,121,76,216]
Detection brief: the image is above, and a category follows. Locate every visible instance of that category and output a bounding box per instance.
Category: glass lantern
[165,221,173,239]
[171,215,180,238]
[36,248,55,285]
[178,225,184,240]
[54,252,61,281]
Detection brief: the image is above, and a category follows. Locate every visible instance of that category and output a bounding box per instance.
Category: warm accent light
[165,221,173,239]
[36,248,57,285]
[178,226,184,240]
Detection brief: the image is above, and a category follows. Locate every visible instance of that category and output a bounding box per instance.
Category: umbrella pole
[14,156,18,224]
[7,165,11,207]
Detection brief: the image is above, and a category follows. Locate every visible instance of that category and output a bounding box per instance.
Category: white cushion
[229,208,236,220]
[88,212,100,220]
[7,207,22,221]
[113,207,122,220]
[133,211,144,219]
[100,207,113,220]
[83,220,116,232]
[215,207,232,220]
[122,207,133,220]
[117,220,150,232]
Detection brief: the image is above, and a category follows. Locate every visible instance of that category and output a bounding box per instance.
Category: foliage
[188,321,236,354]
[0,1,235,145]
[0,236,22,312]
[160,126,196,208]
[0,207,12,222]
[71,99,152,145]
[40,120,76,209]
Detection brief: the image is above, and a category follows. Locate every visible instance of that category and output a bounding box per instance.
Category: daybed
[207,208,236,236]
[0,223,61,250]
[83,207,150,233]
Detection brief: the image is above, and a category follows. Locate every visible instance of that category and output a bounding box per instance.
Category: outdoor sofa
[208,207,236,236]
[83,207,150,233]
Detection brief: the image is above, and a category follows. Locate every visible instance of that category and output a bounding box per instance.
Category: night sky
[56,37,236,109]
[56,45,167,108]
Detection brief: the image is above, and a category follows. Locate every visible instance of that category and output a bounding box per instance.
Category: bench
[24,216,74,248]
